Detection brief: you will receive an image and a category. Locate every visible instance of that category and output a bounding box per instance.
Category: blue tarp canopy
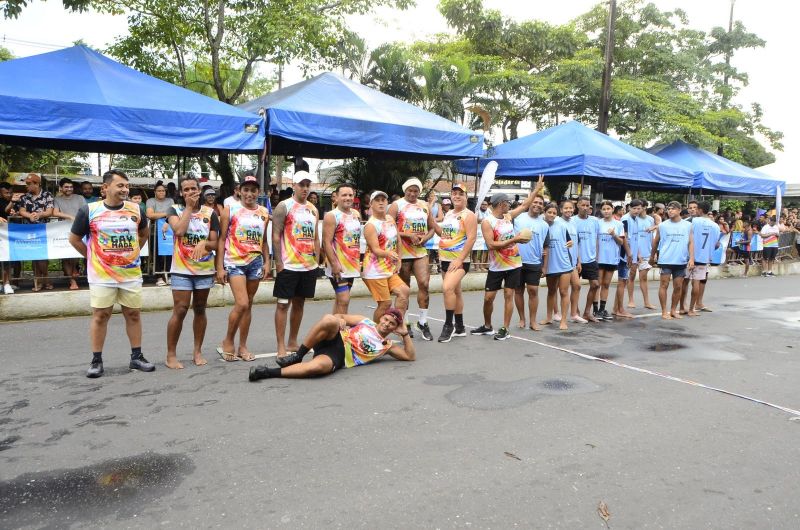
[649,140,786,196]
[239,72,483,160]
[453,121,695,188]
[0,46,264,155]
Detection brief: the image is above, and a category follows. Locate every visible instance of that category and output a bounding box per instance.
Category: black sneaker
[276,351,303,368]
[249,365,268,382]
[129,355,155,372]
[493,326,510,341]
[86,360,104,378]
[406,323,414,339]
[470,325,494,335]
[417,322,434,341]
[453,325,467,337]
[438,324,455,343]
[600,309,614,321]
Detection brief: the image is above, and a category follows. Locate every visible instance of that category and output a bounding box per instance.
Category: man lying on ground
[248,308,415,381]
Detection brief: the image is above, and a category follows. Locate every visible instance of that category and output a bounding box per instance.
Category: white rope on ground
[394,307,800,418]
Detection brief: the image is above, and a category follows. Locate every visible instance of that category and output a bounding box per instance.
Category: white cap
[402,178,423,192]
[370,190,388,202]
[292,170,316,184]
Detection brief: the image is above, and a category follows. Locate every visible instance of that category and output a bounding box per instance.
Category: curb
[2,261,799,321]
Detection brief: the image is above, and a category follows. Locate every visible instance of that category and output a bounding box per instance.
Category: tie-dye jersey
[171,205,215,276]
[438,209,472,262]
[325,208,362,278]
[341,319,393,368]
[362,216,399,279]
[87,201,143,285]
[280,198,318,271]
[224,203,269,267]
[486,214,521,272]
[395,198,429,259]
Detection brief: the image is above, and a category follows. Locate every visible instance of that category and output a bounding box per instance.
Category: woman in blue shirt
[596,201,625,321]
[542,202,574,331]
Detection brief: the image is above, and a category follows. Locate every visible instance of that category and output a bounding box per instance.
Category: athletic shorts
[546,270,572,278]
[363,274,406,302]
[598,263,618,272]
[580,261,599,281]
[328,276,355,293]
[89,284,142,309]
[617,261,630,280]
[520,263,543,286]
[659,265,686,278]
[171,274,214,291]
[226,255,264,281]
[638,261,652,271]
[688,264,708,281]
[441,261,471,274]
[485,268,521,291]
[763,247,778,260]
[273,268,317,300]
[313,334,346,372]
[401,254,428,264]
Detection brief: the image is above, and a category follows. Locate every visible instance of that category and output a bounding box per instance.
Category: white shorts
[89,285,142,309]
[688,264,708,281]
[638,261,652,271]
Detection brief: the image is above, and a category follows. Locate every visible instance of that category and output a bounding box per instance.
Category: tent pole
[580,175,585,196]
[473,158,480,199]
[265,135,273,191]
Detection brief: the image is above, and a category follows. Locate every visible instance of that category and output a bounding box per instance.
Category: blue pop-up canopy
[453,121,694,188]
[0,46,264,155]
[649,140,785,196]
[239,72,483,160]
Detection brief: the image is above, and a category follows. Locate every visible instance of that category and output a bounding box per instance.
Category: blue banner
[156,218,174,256]
[7,222,48,261]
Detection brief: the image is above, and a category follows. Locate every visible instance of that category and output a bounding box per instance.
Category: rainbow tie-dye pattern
[487,214,521,272]
[438,210,471,262]
[87,201,143,285]
[326,208,362,278]
[395,198,429,259]
[281,198,318,271]
[224,203,268,267]
[342,319,393,368]
[362,217,399,279]
[171,205,215,276]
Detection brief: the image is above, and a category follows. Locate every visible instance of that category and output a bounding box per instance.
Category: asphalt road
[1,275,799,529]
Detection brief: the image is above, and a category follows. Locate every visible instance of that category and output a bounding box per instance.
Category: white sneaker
[571,315,588,324]
[553,313,562,322]
[156,278,166,287]
[3,283,13,295]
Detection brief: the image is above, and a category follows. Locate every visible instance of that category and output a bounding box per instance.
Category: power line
[2,35,71,50]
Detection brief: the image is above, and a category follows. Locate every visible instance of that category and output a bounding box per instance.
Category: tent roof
[649,140,785,196]
[0,46,264,155]
[453,121,694,188]
[239,72,483,160]
[756,160,800,196]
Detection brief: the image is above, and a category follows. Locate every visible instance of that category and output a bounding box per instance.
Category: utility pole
[598,0,617,134]
[275,63,284,189]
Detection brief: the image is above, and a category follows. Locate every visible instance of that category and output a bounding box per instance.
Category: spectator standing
[146,182,174,286]
[473,199,490,270]
[0,182,16,294]
[68,169,154,378]
[202,187,223,217]
[223,183,241,208]
[80,181,100,203]
[53,177,87,290]
[15,173,55,291]
[129,188,147,219]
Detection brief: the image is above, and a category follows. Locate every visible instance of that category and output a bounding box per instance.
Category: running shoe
[599,309,614,321]
[493,327,510,341]
[768,271,775,277]
[453,325,467,337]
[156,278,166,286]
[470,325,494,335]
[276,351,303,368]
[3,283,13,295]
[129,355,156,372]
[417,322,434,341]
[438,324,455,343]
[249,365,268,382]
[86,360,104,378]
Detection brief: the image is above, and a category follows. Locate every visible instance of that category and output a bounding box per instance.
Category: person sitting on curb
[248,308,414,380]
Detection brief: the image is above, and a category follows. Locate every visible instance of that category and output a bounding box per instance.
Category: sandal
[216,346,238,362]
[237,352,256,362]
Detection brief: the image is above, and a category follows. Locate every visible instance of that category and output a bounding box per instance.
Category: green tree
[2,0,90,18]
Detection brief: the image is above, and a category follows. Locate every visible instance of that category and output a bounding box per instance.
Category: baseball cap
[442,198,452,205]
[292,170,314,184]
[383,307,404,325]
[490,193,511,207]
[202,188,216,197]
[654,202,665,210]
[240,174,259,187]
[370,190,388,202]
[451,182,467,192]
[402,178,423,192]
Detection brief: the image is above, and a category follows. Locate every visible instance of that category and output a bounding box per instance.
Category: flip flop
[216,347,238,362]
[237,352,256,362]
[699,307,713,312]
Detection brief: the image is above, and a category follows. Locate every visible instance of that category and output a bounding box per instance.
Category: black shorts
[401,255,427,263]
[441,261,471,274]
[598,263,618,272]
[485,268,521,291]
[328,276,354,293]
[312,335,346,372]
[763,247,778,260]
[273,269,317,300]
[520,263,543,286]
[546,271,571,278]
[580,261,599,281]
[659,265,686,279]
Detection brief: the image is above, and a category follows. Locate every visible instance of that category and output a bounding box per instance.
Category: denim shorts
[617,260,630,280]
[171,274,215,291]
[225,255,264,281]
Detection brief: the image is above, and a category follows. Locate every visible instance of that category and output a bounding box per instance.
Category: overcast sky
[2,0,795,167]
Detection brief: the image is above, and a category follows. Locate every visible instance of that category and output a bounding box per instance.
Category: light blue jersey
[620,213,639,264]
[514,213,550,265]
[691,216,721,264]
[597,218,625,265]
[563,217,579,266]
[572,215,600,264]
[637,215,655,259]
[546,217,575,274]
[657,219,692,266]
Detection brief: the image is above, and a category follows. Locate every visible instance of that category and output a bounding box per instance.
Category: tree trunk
[203,154,235,188]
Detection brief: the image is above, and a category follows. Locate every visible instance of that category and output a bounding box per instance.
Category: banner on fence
[156,218,174,256]
[0,220,149,261]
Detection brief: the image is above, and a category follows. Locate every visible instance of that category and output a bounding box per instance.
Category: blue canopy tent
[239,72,483,160]
[0,46,264,155]
[453,121,695,189]
[649,140,786,196]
